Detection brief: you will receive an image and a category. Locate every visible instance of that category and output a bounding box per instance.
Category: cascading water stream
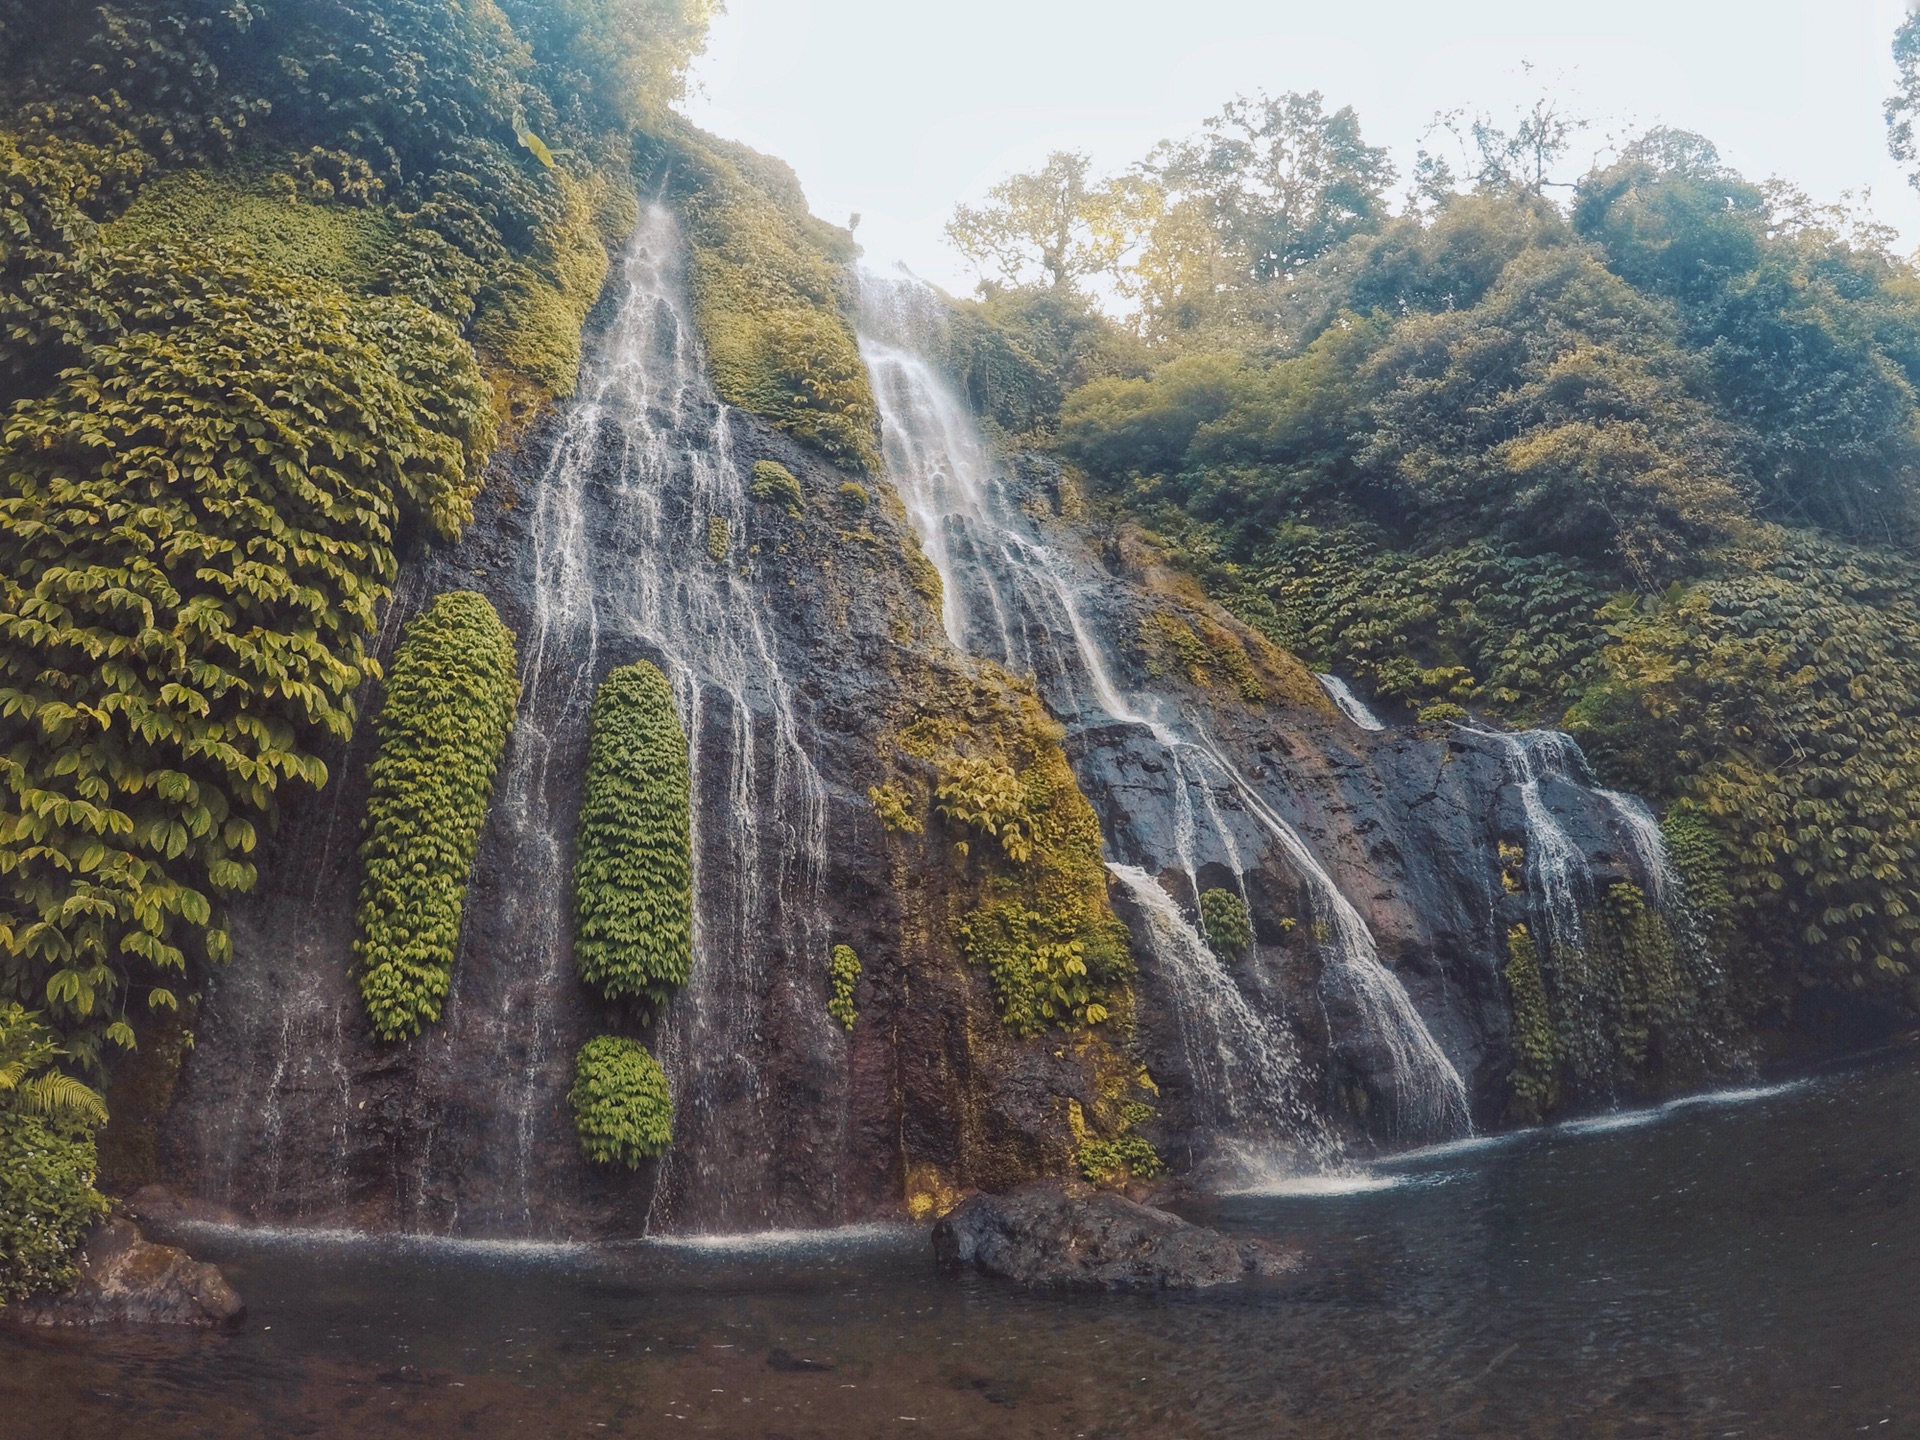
[1105,864,1334,1176]
[1475,727,1593,961]
[858,272,1471,1152]
[510,204,836,1233]
[1315,673,1387,731]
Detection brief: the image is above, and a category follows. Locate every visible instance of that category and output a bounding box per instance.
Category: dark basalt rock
[932,1179,1299,1291]
[7,1217,244,1329]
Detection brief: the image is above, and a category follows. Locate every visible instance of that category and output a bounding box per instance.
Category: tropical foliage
[354,593,519,1041]
[569,1033,672,1167]
[951,81,1920,1023]
[0,1003,108,1305]
[572,662,692,1017]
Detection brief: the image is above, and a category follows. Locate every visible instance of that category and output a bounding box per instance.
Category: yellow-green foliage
[904,684,1133,1037]
[1503,924,1559,1121]
[1602,882,1686,1071]
[569,1034,673,1167]
[935,753,1034,863]
[1138,610,1266,703]
[0,214,494,1062]
[827,943,861,1031]
[706,515,730,562]
[837,481,871,513]
[749,459,804,515]
[1073,1095,1164,1184]
[867,782,922,834]
[467,169,616,398]
[656,126,880,473]
[354,593,519,1042]
[1199,888,1253,958]
[572,663,692,1015]
[104,170,400,291]
[0,1004,109,1305]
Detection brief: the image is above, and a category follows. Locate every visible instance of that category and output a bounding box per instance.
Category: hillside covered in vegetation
[936,79,1920,1040]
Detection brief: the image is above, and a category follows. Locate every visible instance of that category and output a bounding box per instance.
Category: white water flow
[509,204,832,1231]
[1598,788,1676,907]
[1106,865,1335,1173]
[1477,728,1592,961]
[859,273,1470,1149]
[1315,674,1387,731]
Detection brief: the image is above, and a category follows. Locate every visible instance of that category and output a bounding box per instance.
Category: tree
[947,151,1136,293]
[1147,91,1393,284]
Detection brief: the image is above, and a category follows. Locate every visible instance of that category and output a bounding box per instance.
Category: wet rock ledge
[6,1215,244,1330]
[933,1179,1298,1291]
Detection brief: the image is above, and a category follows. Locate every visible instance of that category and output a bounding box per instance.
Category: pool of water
[4,1053,1916,1439]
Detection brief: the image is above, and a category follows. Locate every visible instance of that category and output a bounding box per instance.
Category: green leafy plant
[867,782,922,835]
[1198,888,1253,958]
[749,459,804,515]
[837,480,871,512]
[0,1004,109,1305]
[1502,925,1559,1122]
[706,515,730,561]
[353,592,519,1042]
[1077,1133,1165,1184]
[569,1034,672,1167]
[827,943,861,1031]
[572,662,693,1015]
[935,753,1034,863]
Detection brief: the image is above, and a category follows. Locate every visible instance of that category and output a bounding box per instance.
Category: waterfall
[1476,728,1593,961]
[508,204,835,1233]
[858,272,1471,1151]
[1316,673,1387,731]
[1598,789,1676,906]
[1105,865,1333,1178]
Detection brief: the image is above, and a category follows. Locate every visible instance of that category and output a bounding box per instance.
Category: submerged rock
[7,1217,244,1329]
[932,1179,1298,1291]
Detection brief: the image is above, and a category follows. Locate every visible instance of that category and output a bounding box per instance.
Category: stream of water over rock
[856,274,1473,1163]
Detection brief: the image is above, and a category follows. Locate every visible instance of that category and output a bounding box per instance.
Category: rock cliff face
[155,204,1711,1239]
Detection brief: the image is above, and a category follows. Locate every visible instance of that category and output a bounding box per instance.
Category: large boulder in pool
[7,1217,245,1329]
[932,1179,1297,1291]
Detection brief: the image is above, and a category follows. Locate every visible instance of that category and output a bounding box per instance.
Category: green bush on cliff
[1502,925,1559,1122]
[1199,889,1253,958]
[353,593,519,1041]
[569,1033,673,1167]
[749,459,805,515]
[827,943,861,1031]
[0,1004,109,1305]
[572,662,693,1015]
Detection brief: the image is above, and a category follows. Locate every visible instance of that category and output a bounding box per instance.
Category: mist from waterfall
[857,271,1471,1158]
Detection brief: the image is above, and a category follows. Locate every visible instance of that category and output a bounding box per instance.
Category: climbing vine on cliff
[353,592,519,1042]
[572,661,693,1016]
[0,1003,109,1304]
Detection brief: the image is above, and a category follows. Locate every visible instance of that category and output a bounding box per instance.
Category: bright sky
[683,0,1920,297]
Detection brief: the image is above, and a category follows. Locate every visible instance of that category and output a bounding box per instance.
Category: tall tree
[946,151,1135,292]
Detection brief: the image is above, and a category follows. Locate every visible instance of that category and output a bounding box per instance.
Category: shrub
[569,1034,673,1167]
[828,943,861,1031]
[935,753,1034,863]
[837,480,871,512]
[0,1004,109,1305]
[1199,889,1253,958]
[749,459,804,515]
[572,662,693,1014]
[706,515,730,561]
[353,592,519,1041]
[1077,1133,1165,1184]
[1503,924,1559,1121]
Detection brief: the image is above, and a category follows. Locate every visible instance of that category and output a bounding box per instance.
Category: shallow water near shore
[4,1054,1916,1440]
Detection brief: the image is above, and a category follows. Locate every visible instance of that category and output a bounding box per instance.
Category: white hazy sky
[684,0,1920,296]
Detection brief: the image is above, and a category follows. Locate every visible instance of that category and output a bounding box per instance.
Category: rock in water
[932,1179,1298,1291]
[7,1217,245,1329]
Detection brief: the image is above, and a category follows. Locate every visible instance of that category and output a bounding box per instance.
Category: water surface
[4,1055,1915,1438]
